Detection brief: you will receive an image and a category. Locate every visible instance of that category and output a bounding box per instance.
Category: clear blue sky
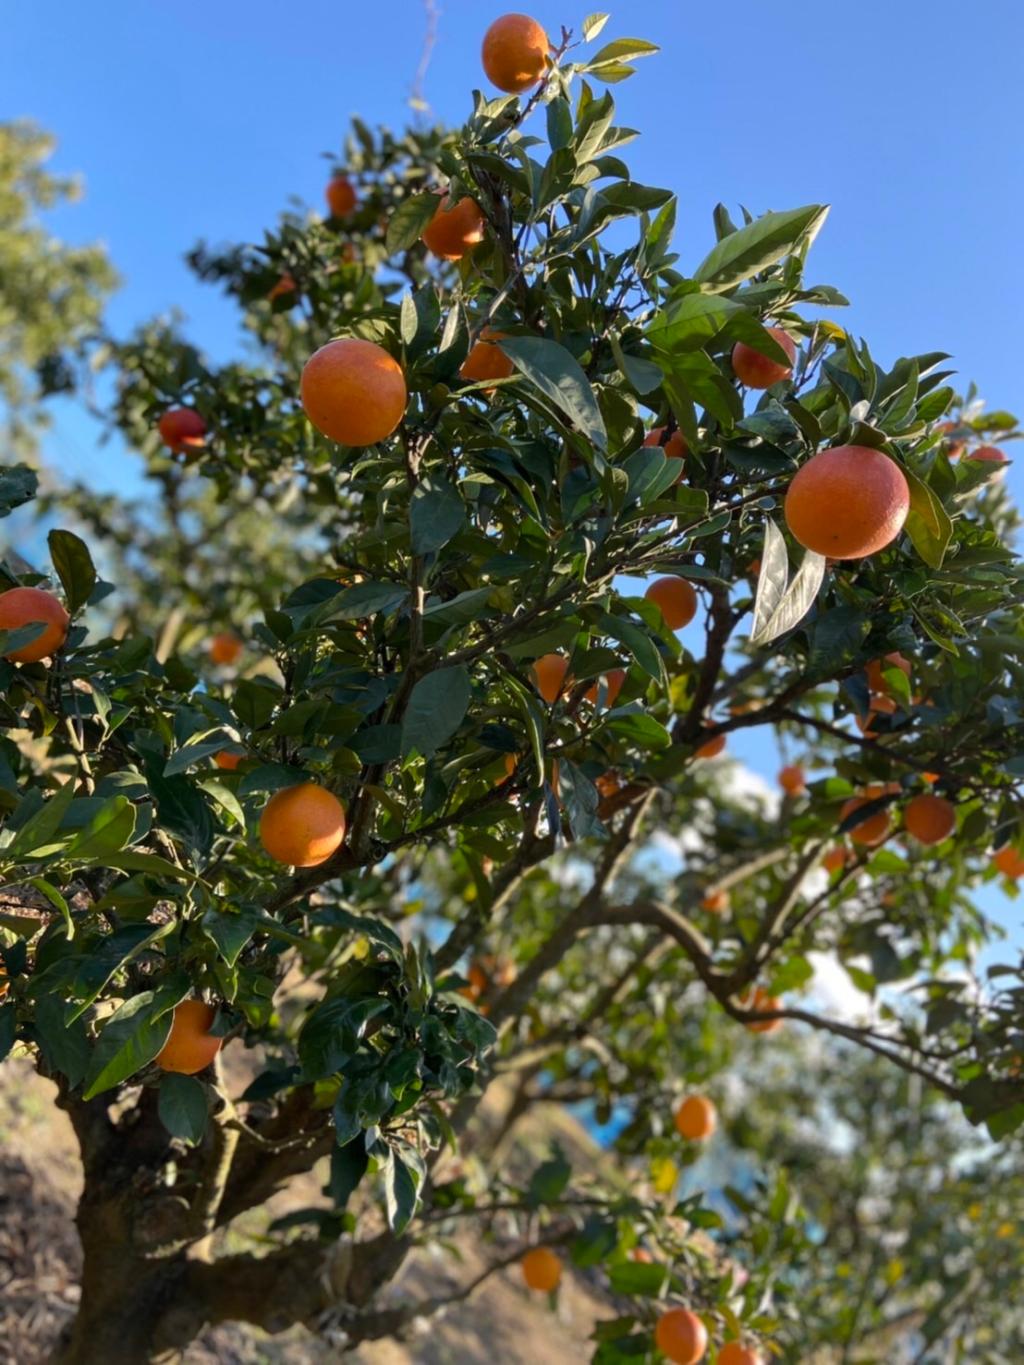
[3,1,1023,944]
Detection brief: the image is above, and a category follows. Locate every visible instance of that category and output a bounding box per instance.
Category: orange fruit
[584,668,625,708]
[993,845,1024,879]
[595,771,623,800]
[654,1307,708,1364]
[645,576,697,630]
[866,652,911,695]
[155,999,222,1076]
[157,407,207,455]
[521,1246,562,1292]
[214,751,243,771]
[784,445,910,559]
[904,793,956,846]
[922,771,940,784]
[840,788,893,847]
[268,272,297,302]
[731,327,796,388]
[630,1247,654,1263]
[742,986,783,1034]
[822,846,847,874]
[209,632,243,666]
[532,652,570,704]
[673,1095,717,1141]
[482,13,549,93]
[494,752,517,785]
[259,783,347,867]
[644,426,687,482]
[0,974,7,998]
[967,444,1007,464]
[301,338,407,446]
[870,692,897,716]
[718,1345,763,1365]
[326,175,358,218]
[695,734,726,760]
[701,889,729,914]
[421,195,487,261]
[0,587,69,663]
[459,327,514,386]
[778,764,806,796]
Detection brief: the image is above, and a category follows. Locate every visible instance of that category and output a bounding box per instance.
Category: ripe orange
[459,327,514,386]
[822,845,847,874]
[214,750,243,771]
[209,632,243,666]
[157,407,207,455]
[674,1094,717,1141]
[654,1307,708,1364]
[482,14,549,93]
[326,175,358,218]
[904,793,956,846]
[866,652,911,695]
[421,195,486,261]
[301,338,407,446]
[731,327,796,388]
[742,986,783,1034]
[268,272,297,302]
[0,587,69,663]
[701,889,729,914]
[521,1246,562,1292]
[645,576,697,630]
[595,771,623,800]
[259,783,347,867]
[695,734,726,760]
[922,771,940,784]
[494,752,518,786]
[967,444,1007,464]
[993,845,1024,879]
[784,445,910,559]
[778,764,806,796]
[644,426,687,482]
[840,790,892,847]
[630,1247,654,1263]
[584,668,625,708]
[532,652,570,704]
[155,999,222,1075]
[718,1344,763,1365]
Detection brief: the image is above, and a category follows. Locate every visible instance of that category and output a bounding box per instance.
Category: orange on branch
[784,445,910,559]
[0,587,69,663]
[742,986,784,1034]
[521,1246,562,1292]
[214,751,243,771]
[157,407,206,455]
[718,1345,763,1365]
[325,175,358,218]
[701,889,729,914]
[778,764,806,796]
[695,734,726,760]
[209,632,243,666]
[993,845,1024,879]
[822,845,847,874]
[532,652,570,704]
[259,783,346,868]
[644,426,688,481]
[155,999,221,1076]
[840,788,893,847]
[731,327,796,389]
[673,1094,717,1141]
[584,668,626,708]
[904,793,956,846]
[645,576,697,631]
[866,652,911,695]
[301,338,407,446]
[482,13,550,93]
[654,1307,708,1364]
[967,444,1007,464]
[421,194,486,261]
[459,327,514,386]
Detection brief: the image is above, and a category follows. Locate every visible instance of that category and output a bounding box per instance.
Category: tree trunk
[50,1255,189,1365]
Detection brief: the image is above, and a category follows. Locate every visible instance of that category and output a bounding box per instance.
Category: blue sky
[3,1,1023,944]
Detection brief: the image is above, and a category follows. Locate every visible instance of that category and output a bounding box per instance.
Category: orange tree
[2,12,1024,1364]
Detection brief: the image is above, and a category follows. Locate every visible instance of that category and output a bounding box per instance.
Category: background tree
[1,12,1022,1365]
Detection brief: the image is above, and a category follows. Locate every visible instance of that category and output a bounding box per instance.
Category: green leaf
[82,988,182,1100]
[401,666,471,758]
[158,1073,208,1144]
[32,994,90,1086]
[582,12,611,40]
[2,781,76,860]
[385,191,439,255]
[903,465,953,569]
[498,337,607,453]
[28,877,73,938]
[384,1144,425,1234]
[693,204,829,293]
[164,729,235,777]
[750,522,826,646]
[328,1139,369,1209]
[598,611,663,683]
[0,464,39,517]
[588,38,660,67]
[608,1260,670,1296]
[410,475,465,555]
[546,97,573,151]
[204,905,260,966]
[65,795,137,860]
[528,1145,572,1206]
[96,850,194,880]
[47,528,97,615]
[326,581,409,621]
[0,1003,15,1063]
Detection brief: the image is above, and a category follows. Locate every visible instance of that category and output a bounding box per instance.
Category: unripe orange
[904,793,956,846]
[654,1307,708,1364]
[155,999,221,1076]
[421,195,486,261]
[459,328,514,386]
[673,1094,717,1141]
[209,632,243,666]
[301,338,407,446]
[532,652,570,704]
[701,889,729,914]
[731,327,796,388]
[584,668,625,708]
[840,791,892,847]
[326,175,358,218]
[645,576,697,631]
[778,764,806,796]
[214,751,243,771]
[718,1344,763,1365]
[521,1246,562,1292]
[259,783,346,867]
[993,845,1024,879]
[158,407,207,455]
[784,445,910,559]
[0,587,69,663]
[695,734,726,760]
[482,14,550,93]
[866,652,911,695]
